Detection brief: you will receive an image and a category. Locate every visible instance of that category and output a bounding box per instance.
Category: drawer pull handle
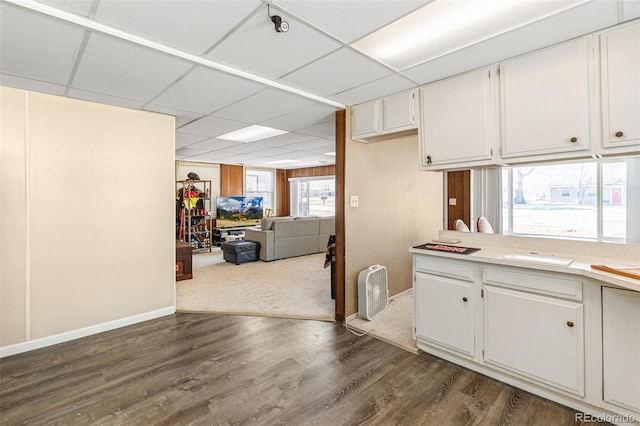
[567,321,574,327]
[615,131,624,137]
[462,297,468,302]
[570,137,578,143]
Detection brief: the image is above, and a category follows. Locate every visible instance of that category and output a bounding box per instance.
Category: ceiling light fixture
[352,0,589,70]
[268,4,289,33]
[218,125,288,143]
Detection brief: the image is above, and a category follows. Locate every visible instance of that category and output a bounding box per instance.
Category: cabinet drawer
[483,267,582,301]
[415,256,475,282]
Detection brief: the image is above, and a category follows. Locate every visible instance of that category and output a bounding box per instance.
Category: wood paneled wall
[447,170,471,230]
[220,164,244,196]
[275,169,289,216]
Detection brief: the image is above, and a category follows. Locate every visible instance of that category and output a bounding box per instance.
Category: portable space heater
[357,265,389,320]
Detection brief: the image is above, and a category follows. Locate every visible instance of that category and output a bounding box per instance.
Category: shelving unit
[176,179,212,252]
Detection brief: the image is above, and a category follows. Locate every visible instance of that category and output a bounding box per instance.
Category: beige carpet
[177,249,334,322]
[346,289,418,354]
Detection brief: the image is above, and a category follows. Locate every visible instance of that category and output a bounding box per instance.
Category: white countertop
[410,231,640,293]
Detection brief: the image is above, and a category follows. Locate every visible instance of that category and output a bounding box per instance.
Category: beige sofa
[244,216,335,261]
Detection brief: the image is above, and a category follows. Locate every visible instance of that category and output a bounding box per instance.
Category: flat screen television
[216,196,263,228]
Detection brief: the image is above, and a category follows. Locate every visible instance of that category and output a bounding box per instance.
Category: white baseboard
[0,306,176,358]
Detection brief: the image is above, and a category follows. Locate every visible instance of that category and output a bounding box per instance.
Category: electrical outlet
[350,195,359,208]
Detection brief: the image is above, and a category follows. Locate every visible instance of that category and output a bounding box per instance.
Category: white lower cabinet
[602,287,640,413]
[483,286,584,396]
[415,272,475,357]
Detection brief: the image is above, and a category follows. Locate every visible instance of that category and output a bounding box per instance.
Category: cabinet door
[419,67,494,168]
[415,272,475,357]
[500,37,591,159]
[600,21,640,150]
[484,286,584,396]
[382,90,415,131]
[602,287,640,413]
[351,100,378,139]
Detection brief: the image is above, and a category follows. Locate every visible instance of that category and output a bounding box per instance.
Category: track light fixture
[267,4,289,33]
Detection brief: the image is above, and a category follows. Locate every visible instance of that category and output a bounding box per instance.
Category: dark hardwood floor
[0,313,607,425]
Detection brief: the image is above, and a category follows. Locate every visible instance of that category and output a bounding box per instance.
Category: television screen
[216,196,263,228]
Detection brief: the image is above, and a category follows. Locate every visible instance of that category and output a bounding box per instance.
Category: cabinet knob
[567,321,574,327]
[570,137,578,143]
[426,155,432,165]
[462,297,468,302]
[615,131,624,138]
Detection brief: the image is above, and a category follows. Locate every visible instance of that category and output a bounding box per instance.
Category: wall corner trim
[0,306,176,358]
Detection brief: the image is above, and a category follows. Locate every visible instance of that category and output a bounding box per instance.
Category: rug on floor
[346,289,418,354]
[177,250,334,322]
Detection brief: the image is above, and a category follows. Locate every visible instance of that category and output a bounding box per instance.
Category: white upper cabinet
[351,99,379,139]
[500,36,593,161]
[351,90,417,142]
[382,90,416,132]
[599,20,640,153]
[419,67,497,169]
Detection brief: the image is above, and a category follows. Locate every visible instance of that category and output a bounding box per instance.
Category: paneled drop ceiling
[0,0,631,169]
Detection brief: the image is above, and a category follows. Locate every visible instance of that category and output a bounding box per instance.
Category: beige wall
[344,109,443,316]
[1,87,175,348]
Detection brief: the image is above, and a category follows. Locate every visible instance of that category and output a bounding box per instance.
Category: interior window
[500,157,638,243]
[245,168,274,213]
[290,177,335,217]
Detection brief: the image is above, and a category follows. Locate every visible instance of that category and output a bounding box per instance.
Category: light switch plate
[449,198,457,206]
[350,195,359,208]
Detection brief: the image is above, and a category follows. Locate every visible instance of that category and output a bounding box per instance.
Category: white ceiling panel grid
[1,0,624,169]
[0,3,86,84]
[213,88,317,124]
[206,3,342,80]
[278,47,393,96]
[272,0,432,44]
[177,115,248,138]
[72,33,193,101]
[151,66,266,114]
[94,0,262,55]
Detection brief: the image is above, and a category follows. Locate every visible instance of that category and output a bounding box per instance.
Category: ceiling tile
[143,104,204,128]
[0,73,66,96]
[257,132,318,147]
[250,147,297,157]
[402,0,619,85]
[175,145,216,157]
[72,33,193,101]
[206,4,341,79]
[279,47,393,96]
[67,88,145,109]
[260,104,338,132]
[0,4,85,85]
[213,88,316,123]
[330,74,417,106]
[94,0,261,55]
[175,132,208,149]
[283,138,335,151]
[180,138,244,154]
[37,0,95,17]
[273,0,431,43]
[152,66,265,114]
[177,115,247,138]
[296,122,335,138]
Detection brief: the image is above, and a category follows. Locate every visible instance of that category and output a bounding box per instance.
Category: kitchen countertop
[410,231,640,293]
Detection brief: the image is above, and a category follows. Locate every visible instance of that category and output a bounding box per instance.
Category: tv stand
[213,225,259,246]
